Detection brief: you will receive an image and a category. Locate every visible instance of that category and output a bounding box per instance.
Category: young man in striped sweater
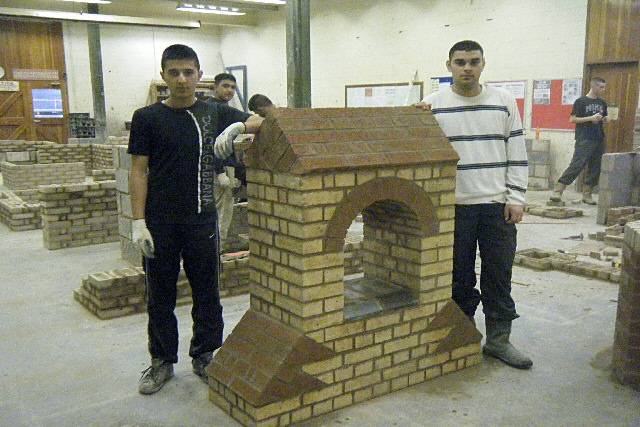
[416,40,532,369]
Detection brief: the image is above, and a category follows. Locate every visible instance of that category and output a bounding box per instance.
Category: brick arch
[324,176,439,252]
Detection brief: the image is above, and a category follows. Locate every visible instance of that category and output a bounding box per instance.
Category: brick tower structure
[206,106,482,426]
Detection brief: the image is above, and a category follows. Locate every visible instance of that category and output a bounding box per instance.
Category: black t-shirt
[571,95,607,141]
[128,100,250,224]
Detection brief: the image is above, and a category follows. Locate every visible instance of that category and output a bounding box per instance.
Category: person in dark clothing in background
[208,72,237,104]
[248,93,275,118]
[550,77,614,205]
[129,44,263,395]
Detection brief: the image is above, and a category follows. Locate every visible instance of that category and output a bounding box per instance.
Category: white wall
[218,0,588,181]
[63,23,223,136]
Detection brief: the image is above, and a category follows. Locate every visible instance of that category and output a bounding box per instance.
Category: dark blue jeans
[452,204,519,321]
[144,222,223,363]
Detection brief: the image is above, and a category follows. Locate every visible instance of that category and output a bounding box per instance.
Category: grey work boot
[582,186,597,205]
[549,182,566,202]
[483,319,533,369]
[192,352,213,384]
[138,358,174,395]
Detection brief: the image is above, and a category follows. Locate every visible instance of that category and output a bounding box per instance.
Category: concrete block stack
[1,161,86,190]
[91,144,115,169]
[36,143,93,174]
[0,190,42,231]
[525,138,552,190]
[206,107,482,426]
[613,220,640,390]
[39,181,118,250]
[597,152,640,225]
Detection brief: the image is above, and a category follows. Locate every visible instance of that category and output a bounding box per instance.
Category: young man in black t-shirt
[550,77,613,204]
[128,44,263,395]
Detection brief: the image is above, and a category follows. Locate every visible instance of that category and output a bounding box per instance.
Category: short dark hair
[591,77,606,84]
[448,40,484,59]
[161,44,200,70]
[248,94,273,113]
[214,73,236,85]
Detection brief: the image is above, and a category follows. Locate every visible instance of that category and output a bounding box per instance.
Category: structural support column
[87,4,107,140]
[286,0,311,108]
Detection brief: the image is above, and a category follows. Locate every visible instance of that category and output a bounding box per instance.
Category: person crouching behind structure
[128,44,263,395]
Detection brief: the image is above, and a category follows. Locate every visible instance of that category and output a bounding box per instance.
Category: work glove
[216,172,231,188]
[132,219,155,258]
[214,122,246,159]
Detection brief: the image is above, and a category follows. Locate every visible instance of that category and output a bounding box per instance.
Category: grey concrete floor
[1,189,639,427]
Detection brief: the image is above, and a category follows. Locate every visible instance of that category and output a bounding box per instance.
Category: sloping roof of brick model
[244,107,458,174]
[205,310,336,407]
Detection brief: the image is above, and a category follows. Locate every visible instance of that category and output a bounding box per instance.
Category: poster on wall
[533,80,551,105]
[430,76,453,93]
[0,81,19,91]
[345,82,424,107]
[562,78,582,105]
[485,80,526,121]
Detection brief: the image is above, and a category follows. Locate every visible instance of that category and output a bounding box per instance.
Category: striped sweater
[423,85,528,205]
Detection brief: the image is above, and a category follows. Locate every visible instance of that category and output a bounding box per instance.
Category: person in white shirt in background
[416,40,532,369]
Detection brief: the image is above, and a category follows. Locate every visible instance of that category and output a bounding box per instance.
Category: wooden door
[585,62,639,153]
[0,19,69,143]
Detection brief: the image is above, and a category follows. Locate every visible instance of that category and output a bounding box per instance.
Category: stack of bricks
[0,161,86,190]
[39,181,118,250]
[606,206,640,226]
[36,143,93,174]
[514,248,620,283]
[91,144,115,169]
[225,202,250,252]
[597,152,640,225]
[343,234,363,275]
[106,136,129,145]
[0,140,54,162]
[206,107,482,426]
[525,138,552,190]
[113,145,141,265]
[524,204,583,219]
[0,190,41,231]
[613,220,640,390]
[91,169,116,182]
[74,252,252,319]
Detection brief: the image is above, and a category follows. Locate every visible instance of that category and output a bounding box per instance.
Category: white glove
[216,173,231,188]
[214,122,246,159]
[132,219,155,258]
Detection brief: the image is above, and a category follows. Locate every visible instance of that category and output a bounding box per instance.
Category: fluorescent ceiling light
[60,0,112,4]
[0,7,201,29]
[176,3,245,15]
[247,0,286,4]
[243,0,286,4]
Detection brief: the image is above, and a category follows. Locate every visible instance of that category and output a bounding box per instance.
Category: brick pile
[613,220,640,390]
[524,204,583,219]
[606,206,640,226]
[514,248,620,283]
[1,161,86,190]
[525,138,552,190]
[0,190,41,231]
[225,202,249,252]
[91,144,115,169]
[74,252,252,319]
[206,107,482,426]
[597,152,640,225]
[344,234,363,275]
[39,181,118,250]
[91,169,116,182]
[37,143,93,174]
